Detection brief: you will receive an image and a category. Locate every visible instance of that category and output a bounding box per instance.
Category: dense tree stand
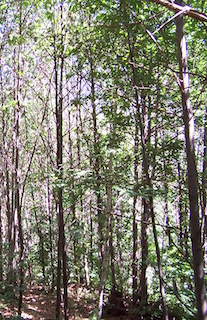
[0,0,206,319]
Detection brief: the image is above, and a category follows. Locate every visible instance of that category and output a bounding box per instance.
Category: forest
[0,0,207,319]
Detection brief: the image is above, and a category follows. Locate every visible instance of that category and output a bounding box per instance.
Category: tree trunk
[132,106,138,303]
[202,107,207,267]
[120,2,168,317]
[109,218,116,291]
[177,159,183,245]
[55,4,69,318]
[32,190,46,283]
[46,180,55,290]
[0,194,3,282]
[97,152,112,320]
[89,51,104,272]
[116,197,124,292]
[1,50,16,287]
[140,198,149,303]
[162,134,171,248]
[175,1,207,318]
[140,95,151,305]
[16,4,24,313]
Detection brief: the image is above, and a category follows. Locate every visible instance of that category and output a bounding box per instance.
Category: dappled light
[0,285,97,320]
[0,0,206,319]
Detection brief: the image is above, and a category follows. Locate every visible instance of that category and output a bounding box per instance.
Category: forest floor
[0,284,165,320]
[0,284,99,320]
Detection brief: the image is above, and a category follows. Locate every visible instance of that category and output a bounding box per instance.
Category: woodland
[0,0,207,319]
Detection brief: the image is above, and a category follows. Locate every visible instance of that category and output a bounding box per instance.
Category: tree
[0,0,207,319]
[175,1,207,318]
[53,2,69,319]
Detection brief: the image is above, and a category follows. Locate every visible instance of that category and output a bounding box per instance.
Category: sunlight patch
[21,311,33,319]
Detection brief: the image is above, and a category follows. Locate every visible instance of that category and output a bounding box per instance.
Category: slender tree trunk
[140,197,149,303]
[0,32,4,288]
[116,201,124,292]
[16,4,24,313]
[0,194,3,282]
[120,2,168,318]
[46,180,55,290]
[177,157,189,258]
[97,152,112,320]
[98,94,117,319]
[140,96,151,305]
[31,190,46,283]
[202,107,207,267]
[89,53,104,270]
[109,218,116,291]
[55,4,69,318]
[162,134,171,247]
[44,103,55,290]
[88,43,106,296]
[175,2,207,318]
[67,109,80,284]
[1,52,16,286]
[54,34,61,320]
[132,107,138,303]
[177,159,183,244]
[89,201,93,270]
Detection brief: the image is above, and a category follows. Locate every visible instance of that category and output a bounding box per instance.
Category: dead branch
[148,0,207,23]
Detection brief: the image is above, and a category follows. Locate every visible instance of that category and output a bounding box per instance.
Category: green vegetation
[0,0,207,319]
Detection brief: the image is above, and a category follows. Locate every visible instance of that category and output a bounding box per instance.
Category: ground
[0,284,97,320]
[0,285,158,320]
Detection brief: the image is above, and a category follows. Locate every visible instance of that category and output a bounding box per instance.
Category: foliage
[0,0,206,318]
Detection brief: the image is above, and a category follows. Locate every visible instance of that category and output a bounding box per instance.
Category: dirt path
[0,285,97,320]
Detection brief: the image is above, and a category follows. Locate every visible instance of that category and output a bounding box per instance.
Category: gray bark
[175,2,207,318]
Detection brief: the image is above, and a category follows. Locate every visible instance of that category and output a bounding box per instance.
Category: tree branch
[148,0,207,23]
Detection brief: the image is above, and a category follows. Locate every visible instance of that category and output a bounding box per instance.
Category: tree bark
[55,4,69,319]
[16,3,24,313]
[175,2,207,318]
[202,107,207,267]
[120,2,168,318]
[109,218,116,291]
[89,51,104,270]
[0,54,14,285]
[0,192,3,282]
[132,106,138,303]
[162,133,171,247]
[140,198,149,303]
[97,152,112,320]
[46,179,55,290]
[148,0,207,23]
[140,95,151,304]
[31,190,46,283]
